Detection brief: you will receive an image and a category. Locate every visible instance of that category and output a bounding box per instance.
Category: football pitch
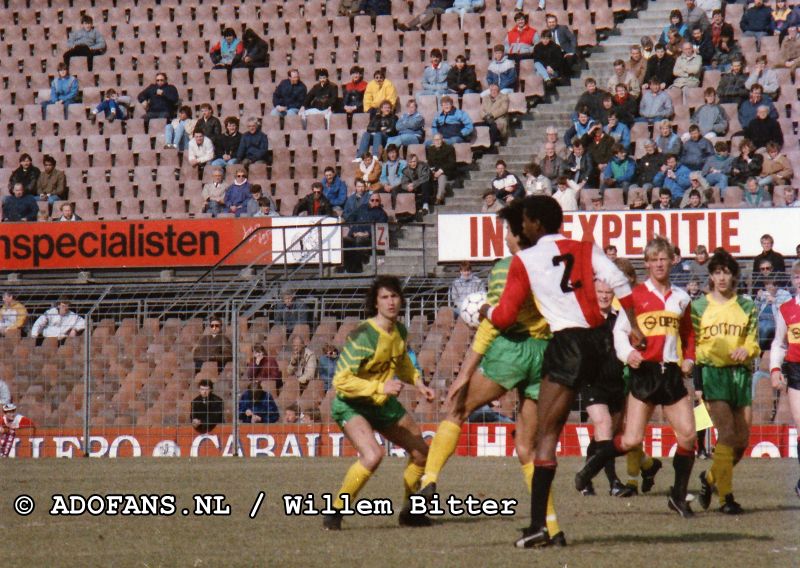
[2,457,798,567]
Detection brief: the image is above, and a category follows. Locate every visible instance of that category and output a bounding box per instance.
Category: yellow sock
[640,450,654,471]
[403,461,425,499]
[706,470,715,485]
[627,445,643,482]
[333,460,372,510]
[545,488,561,537]
[421,420,461,487]
[521,462,534,492]
[711,444,734,504]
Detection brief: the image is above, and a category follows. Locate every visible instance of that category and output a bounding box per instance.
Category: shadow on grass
[574,532,774,546]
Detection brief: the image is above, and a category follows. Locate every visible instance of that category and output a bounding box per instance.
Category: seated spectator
[655,119,682,156]
[191,379,224,434]
[594,93,617,126]
[55,202,82,221]
[680,172,712,207]
[701,141,733,196]
[238,28,268,73]
[31,300,86,341]
[236,117,270,167]
[342,66,368,118]
[476,84,509,147]
[484,44,517,95]
[0,292,27,337]
[194,103,222,142]
[380,145,407,195]
[729,138,764,188]
[339,0,361,15]
[754,233,786,273]
[688,26,714,67]
[688,87,727,142]
[773,0,792,34]
[636,139,666,191]
[449,262,486,314]
[209,27,243,69]
[688,244,710,284]
[210,116,241,169]
[505,11,537,58]
[342,193,389,272]
[523,162,551,196]
[654,187,674,209]
[246,345,282,388]
[709,9,734,50]
[683,0,710,30]
[738,83,778,130]
[481,188,503,213]
[602,144,636,194]
[643,43,676,90]
[245,184,277,217]
[358,0,392,15]
[8,154,40,195]
[187,131,215,179]
[396,154,432,216]
[492,159,525,203]
[321,166,348,214]
[563,106,597,147]
[546,13,577,69]
[779,25,800,74]
[680,125,714,172]
[300,69,338,127]
[418,48,451,97]
[628,45,647,85]
[606,59,641,98]
[661,10,689,45]
[202,168,227,216]
[743,176,772,207]
[532,30,565,87]
[430,95,473,144]
[92,89,127,121]
[447,54,481,96]
[293,182,335,216]
[551,176,580,211]
[62,15,106,72]
[239,381,279,424]
[540,142,565,182]
[783,186,800,207]
[426,133,457,205]
[163,105,194,151]
[35,155,67,206]
[745,55,779,98]
[565,139,595,190]
[653,153,692,204]
[318,344,340,392]
[137,72,179,125]
[386,99,425,147]
[717,58,749,104]
[363,69,398,115]
[712,28,741,72]
[586,193,605,211]
[582,123,615,174]
[760,142,793,187]
[628,189,650,210]
[354,151,382,191]
[253,197,279,217]
[575,77,609,122]
[274,288,310,335]
[744,105,783,150]
[541,126,568,159]
[2,183,38,222]
[224,168,251,217]
[271,69,307,117]
[754,276,792,350]
[682,188,706,210]
[665,28,685,58]
[41,63,79,120]
[356,100,397,159]
[672,42,702,89]
[638,79,674,123]
[344,179,372,220]
[192,316,233,373]
[740,0,774,49]
[398,0,455,32]
[604,111,631,151]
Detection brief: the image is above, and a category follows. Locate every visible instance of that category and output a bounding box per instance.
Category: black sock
[673,451,695,500]
[581,440,622,481]
[585,439,597,464]
[604,456,619,486]
[697,429,707,453]
[530,464,557,530]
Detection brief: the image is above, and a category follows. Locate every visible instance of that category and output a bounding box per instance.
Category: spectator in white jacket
[188,131,215,179]
[31,301,86,340]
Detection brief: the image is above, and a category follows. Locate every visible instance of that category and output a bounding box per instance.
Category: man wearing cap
[1,404,34,457]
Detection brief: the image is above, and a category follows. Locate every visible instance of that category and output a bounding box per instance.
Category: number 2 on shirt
[552,253,582,294]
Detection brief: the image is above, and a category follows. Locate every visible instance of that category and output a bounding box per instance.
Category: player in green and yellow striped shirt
[324,276,435,530]
[692,248,760,515]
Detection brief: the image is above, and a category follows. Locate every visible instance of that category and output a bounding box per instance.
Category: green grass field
[2,457,798,567]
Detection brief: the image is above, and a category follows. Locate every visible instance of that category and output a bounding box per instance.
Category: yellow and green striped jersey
[691,293,760,367]
[333,319,420,405]
[472,256,551,355]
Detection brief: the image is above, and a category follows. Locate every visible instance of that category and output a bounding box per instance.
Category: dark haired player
[694,249,760,514]
[323,276,435,530]
[481,195,644,548]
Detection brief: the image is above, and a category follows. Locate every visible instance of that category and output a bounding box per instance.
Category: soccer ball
[460,291,487,329]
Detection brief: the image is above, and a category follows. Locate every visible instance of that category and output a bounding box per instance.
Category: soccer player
[576,237,698,518]
[323,276,435,530]
[482,195,645,548]
[694,248,760,514]
[418,200,565,544]
[769,260,800,498]
[0,403,34,457]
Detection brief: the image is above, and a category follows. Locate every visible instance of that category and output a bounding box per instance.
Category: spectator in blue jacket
[483,44,517,95]
[563,106,596,146]
[92,88,127,121]
[386,99,426,147]
[603,111,630,151]
[239,381,279,424]
[343,179,371,220]
[379,145,407,195]
[740,0,774,49]
[418,48,452,97]
[41,63,79,119]
[429,96,473,145]
[236,117,269,167]
[271,69,307,117]
[321,166,348,213]
[137,72,180,126]
[680,125,714,171]
[342,194,389,273]
[2,183,39,222]
[738,83,778,130]
[653,154,692,203]
[224,168,252,216]
[602,144,636,194]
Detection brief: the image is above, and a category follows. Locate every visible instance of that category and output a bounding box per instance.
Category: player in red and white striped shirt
[0,403,34,457]
[576,236,698,518]
[481,196,645,548]
[769,260,800,498]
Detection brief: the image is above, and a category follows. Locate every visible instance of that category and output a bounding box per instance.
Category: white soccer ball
[460,291,487,329]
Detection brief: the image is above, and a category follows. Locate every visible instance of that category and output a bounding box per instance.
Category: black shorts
[580,381,626,415]
[542,327,612,391]
[786,362,800,391]
[692,365,704,392]
[628,362,688,406]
